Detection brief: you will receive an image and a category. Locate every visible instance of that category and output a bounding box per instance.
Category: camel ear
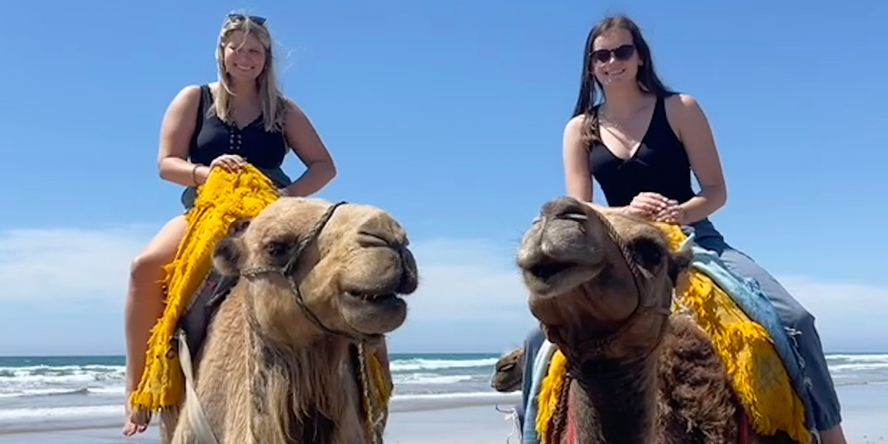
[213,236,244,276]
[230,218,251,236]
[667,247,693,285]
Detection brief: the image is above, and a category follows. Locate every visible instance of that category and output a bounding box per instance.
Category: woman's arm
[157,85,208,187]
[280,100,337,197]
[563,115,608,211]
[563,115,659,218]
[664,94,728,224]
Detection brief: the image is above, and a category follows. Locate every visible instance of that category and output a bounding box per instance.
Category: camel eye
[265,240,292,259]
[628,237,665,272]
[498,363,515,372]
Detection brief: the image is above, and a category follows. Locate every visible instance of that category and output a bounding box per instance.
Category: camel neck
[569,352,658,444]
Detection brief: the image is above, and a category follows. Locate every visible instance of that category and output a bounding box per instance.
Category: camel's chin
[492,375,522,393]
[522,264,602,300]
[339,292,408,334]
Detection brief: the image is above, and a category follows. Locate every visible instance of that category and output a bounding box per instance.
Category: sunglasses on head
[227,13,266,25]
[590,44,635,64]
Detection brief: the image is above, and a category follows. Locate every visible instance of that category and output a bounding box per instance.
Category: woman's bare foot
[122,401,151,436]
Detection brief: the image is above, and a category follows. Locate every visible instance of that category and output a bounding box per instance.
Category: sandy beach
[0,394,523,444]
[1,383,887,443]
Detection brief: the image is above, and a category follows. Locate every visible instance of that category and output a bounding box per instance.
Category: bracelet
[191,164,201,186]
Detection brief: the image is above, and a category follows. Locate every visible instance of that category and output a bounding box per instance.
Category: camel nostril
[543,197,588,221]
[556,204,587,221]
[358,231,390,248]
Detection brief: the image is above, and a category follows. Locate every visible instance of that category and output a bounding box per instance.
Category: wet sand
[1,384,887,443]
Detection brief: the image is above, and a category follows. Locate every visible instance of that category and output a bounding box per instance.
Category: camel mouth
[523,259,603,299]
[528,260,576,282]
[344,291,404,306]
[491,372,522,392]
[339,289,408,335]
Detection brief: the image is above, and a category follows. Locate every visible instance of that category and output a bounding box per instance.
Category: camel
[160,197,419,444]
[515,196,799,444]
[491,346,525,393]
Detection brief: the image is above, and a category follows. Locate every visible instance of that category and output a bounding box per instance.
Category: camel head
[516,197,691,362]
[212,197,419,345]
[490,346,524,392]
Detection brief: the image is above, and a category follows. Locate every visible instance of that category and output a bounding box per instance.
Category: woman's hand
[210,154,247,172]
[654,200,687,225]
[192,154,247,185]
[621,192,671,219]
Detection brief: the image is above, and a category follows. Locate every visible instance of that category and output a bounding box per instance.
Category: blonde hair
[213,12,288,132]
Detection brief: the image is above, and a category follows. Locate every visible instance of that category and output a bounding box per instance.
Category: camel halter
[544,209,672,360]
[178,201,386,444]
[544,209,674,444]
[237,200,380,343]
[236,200,386,444]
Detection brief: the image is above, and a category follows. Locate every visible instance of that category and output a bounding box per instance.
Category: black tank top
[188,84,288,170]
[588,94,696,207]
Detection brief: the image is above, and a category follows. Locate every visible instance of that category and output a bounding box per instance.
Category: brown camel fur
[516,196,800,444]
[491,346,525,393]
[161,197,419,444]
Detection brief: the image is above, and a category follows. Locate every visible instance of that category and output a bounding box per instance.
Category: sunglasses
[590,44,635,64]
[227,13,267,25]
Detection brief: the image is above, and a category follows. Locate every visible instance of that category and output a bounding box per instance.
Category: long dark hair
[572,15,674,145]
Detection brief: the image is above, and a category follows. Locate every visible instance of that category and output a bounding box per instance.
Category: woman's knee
[129,250,167,283]
[129,217,187,284]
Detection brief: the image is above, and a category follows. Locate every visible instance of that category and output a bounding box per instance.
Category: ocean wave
[0,365,124,377]
[390,358,499,372]
[826,354,888,363]
[829,362,888,372]
[0,387,123,399]
[393,373,475,385]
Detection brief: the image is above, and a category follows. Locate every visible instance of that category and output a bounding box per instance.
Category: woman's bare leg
[123,215,188,436]
[819,425,848,444]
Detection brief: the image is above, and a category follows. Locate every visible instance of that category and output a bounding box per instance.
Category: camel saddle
[174,270,238,363]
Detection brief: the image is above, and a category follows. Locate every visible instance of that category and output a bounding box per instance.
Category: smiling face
[221,29,268,84]
[590,27,643,88]
[212,198,419,343]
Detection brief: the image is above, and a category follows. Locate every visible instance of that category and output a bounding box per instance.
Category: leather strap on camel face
[238,201,376,343]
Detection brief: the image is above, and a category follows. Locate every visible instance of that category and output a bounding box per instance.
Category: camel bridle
[234,200,387,444]
[543,209,672,361]
[238,200,379,343]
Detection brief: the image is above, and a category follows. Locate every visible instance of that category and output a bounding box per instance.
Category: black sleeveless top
[188,84,288,170]
[588,94,696,207]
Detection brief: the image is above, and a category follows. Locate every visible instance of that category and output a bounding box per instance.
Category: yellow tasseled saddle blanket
[534,223,811,444]
[129,165,391,417]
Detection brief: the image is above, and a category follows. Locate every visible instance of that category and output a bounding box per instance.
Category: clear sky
[1,0,886,356]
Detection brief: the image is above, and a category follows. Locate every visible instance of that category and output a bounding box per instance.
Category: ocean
[1,352,886,433]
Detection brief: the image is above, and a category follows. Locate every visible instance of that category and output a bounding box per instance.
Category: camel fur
[160,197,419,444]
[515,196,800,444]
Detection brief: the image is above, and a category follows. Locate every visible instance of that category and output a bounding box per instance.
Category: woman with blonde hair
[123,12,337,435]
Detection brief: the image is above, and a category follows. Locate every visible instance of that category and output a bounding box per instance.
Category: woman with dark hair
[558,14,847,444]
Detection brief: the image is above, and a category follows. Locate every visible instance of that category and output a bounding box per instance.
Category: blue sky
[0,0,885,356]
